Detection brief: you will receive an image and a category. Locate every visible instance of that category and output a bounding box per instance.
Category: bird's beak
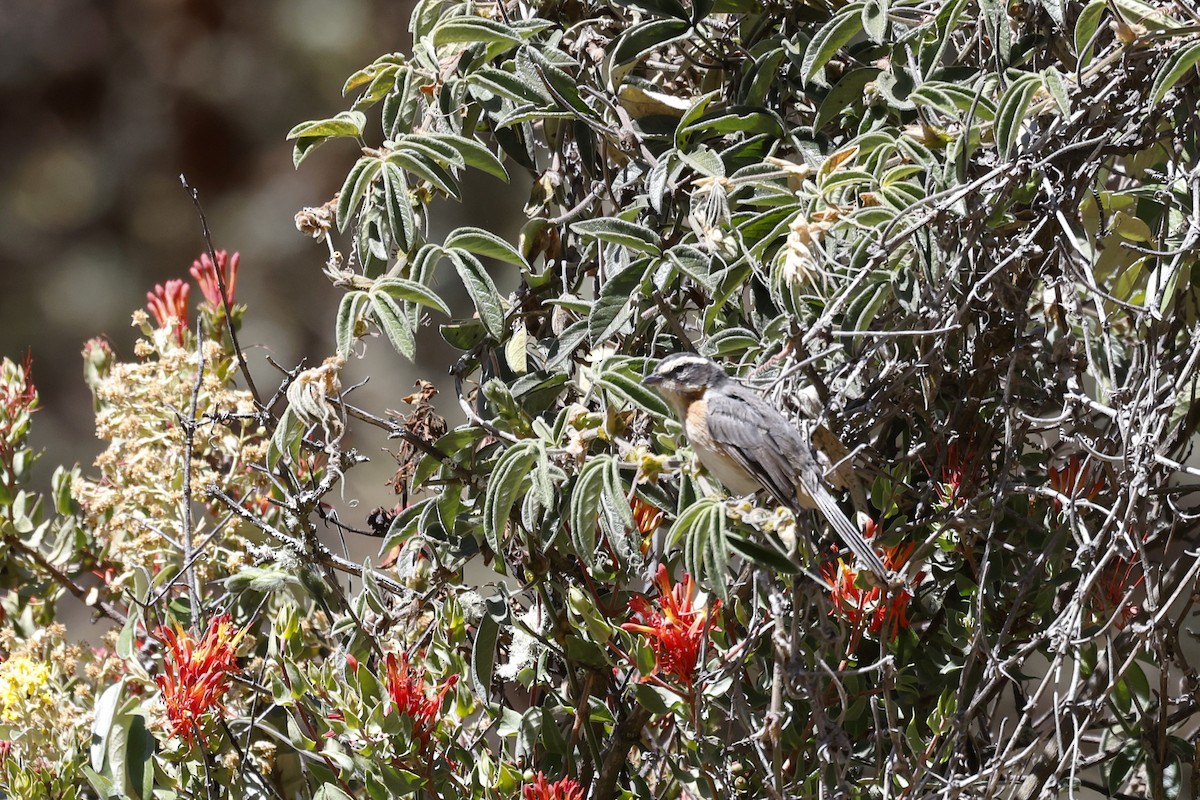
[643,370,663,387]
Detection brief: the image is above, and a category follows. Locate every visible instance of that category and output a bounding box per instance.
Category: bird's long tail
[808,486,892,583]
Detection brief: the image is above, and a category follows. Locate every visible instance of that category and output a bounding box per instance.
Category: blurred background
[0,0,527,623]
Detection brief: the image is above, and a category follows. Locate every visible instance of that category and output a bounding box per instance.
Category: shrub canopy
[4,0,1200,798]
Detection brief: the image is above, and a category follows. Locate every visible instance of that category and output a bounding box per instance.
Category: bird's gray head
[643,353,731,396]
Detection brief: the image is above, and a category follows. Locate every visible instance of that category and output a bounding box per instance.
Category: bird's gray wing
[707,385,892,582]
[705,385,808,510]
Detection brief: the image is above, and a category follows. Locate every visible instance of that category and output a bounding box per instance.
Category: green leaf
[441,319,488,350]
[589,259,651,344]
[526,48,598,121]
[373,277,451,316]
[335,290,370,358]
[268,406,306,469]
[861,0,889,42]
[380,161,416,251]
[287,112,367,166]
[664,244,715,291]
[432,16,523,48]
[470,593,506,701]
[336,156,383,231]
[371,292,416,360]
[815,68,881,131]
[445,226,528,268]
[342,57,404,95]
[425,133,510,181]
[387,150,460,199]
[609,19,692,71]
[993,74,1042,160]
[802,5,866,82]
[570,456,611,568]
[725,529,800,573]
[599,458,641,572]
[470,67,553,105]
[484,441,540,553]
[595,364,673,419]
[678,107,784,144]
[90,681,124,772]
[447,250,506,340]
[1041,67,1071,115]
[1073,0,1107,66]
[397,134,466,169]
[315,786,356,800]
[571,217,663,255]
[670,498,728,599]
[1150,40,1200,107]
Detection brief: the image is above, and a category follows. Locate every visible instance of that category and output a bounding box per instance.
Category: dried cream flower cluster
[73,320,271,592]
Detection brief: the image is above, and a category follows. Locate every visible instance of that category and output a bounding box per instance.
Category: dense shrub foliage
[3,0,1200,797]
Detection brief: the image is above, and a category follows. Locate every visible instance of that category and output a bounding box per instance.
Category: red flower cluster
[384,652,457,750]
[155,614,245,747]
[1089,549,1146,630]
[145,250,242,343]
[631,497,664,537]
[522,771,585,800]
[0,353,37,460]
[1047,455,1105,510]
[621,564,719,687]
[823,520,921,644]
[146,279,190,343]
[932,440,982,508]
[190,250,240,308]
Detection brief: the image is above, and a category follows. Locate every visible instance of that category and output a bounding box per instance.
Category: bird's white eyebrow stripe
[658,354,713,371]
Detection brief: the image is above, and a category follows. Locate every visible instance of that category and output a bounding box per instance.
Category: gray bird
[644,353,891,583]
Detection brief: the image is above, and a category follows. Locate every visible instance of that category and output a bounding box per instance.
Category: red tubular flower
[146,279,190,343]
[822,520,922,643]
[522,771,585,800]
[155,614,245,747]
[384,652,457,750]
[1089,546,1146,629]
[1048,455,1105,510]
[631,497,664,536]
[931,440,982,508]
[621,564,719,687]
[189,250,239,308]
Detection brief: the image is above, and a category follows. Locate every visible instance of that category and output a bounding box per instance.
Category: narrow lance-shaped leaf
[447,249,506,340]
[470,592,507,701]
[372,278,451,316]
[432,16,523,47]
[445,226,528,268]
[380,161,416,251]
[570,455,611,568]
[1149,40,1200,107]
[600,458,641,573]
[483,440,540,554]
[571,217,663,256]
[425,133,510,181]
[336,156,383,231]
[994,74,1043,160]
[802,5,866,82]
[335,290,370,358]
[370,291,416,360]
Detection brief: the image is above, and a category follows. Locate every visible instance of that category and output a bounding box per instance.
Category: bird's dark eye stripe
[658,356,710,378]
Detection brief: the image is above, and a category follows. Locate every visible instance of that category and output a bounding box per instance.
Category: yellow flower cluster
[0,657,52,723]
[72,320,273,591]
[0,626,92,771]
